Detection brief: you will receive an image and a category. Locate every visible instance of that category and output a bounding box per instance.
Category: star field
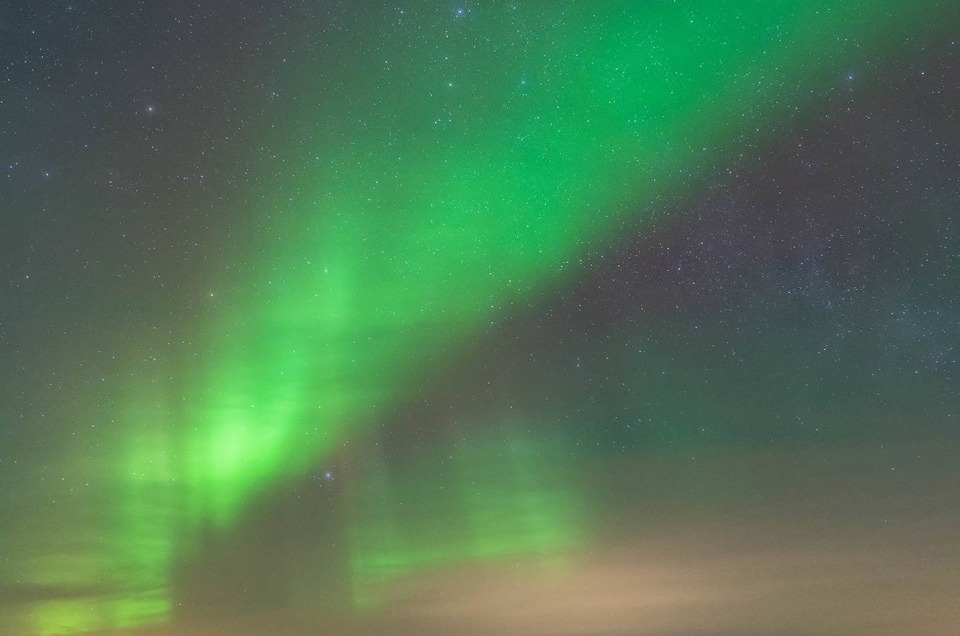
[1,2,959,635]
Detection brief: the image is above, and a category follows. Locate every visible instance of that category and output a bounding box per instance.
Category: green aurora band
[10,1,953,633]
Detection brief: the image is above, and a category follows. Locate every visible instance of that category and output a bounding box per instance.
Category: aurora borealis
[2,1,959,634]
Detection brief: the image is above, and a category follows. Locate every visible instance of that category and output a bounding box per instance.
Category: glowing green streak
[17,1,948,633]
[11,372,178,635]
[179,0,944,604]
[187,0,940,528]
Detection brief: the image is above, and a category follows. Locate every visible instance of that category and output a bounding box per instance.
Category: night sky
[1,2,959,635]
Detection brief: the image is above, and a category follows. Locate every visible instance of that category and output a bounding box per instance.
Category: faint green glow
[27,594,170,636]
[21,373,179,635]
[347,427,583,607]
[29,600,100,636]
